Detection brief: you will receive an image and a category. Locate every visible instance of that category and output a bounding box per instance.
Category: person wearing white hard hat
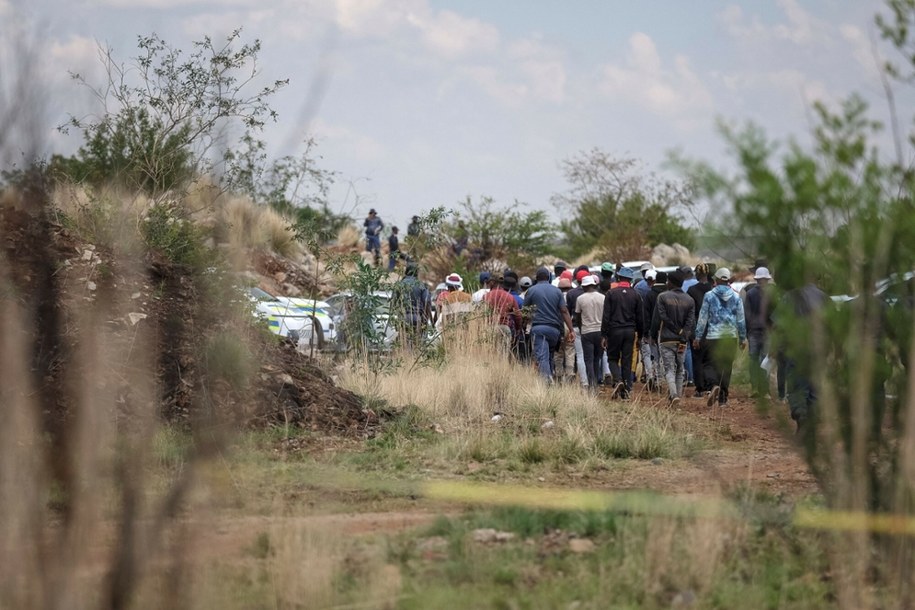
[575,274,605,390]
[744,266,775,398]
[693,267,747,408]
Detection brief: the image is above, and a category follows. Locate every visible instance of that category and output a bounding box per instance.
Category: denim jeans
[573,334,588,386]
[532,325,561,381]
[659,342,686,399]
[581,332,604,388]
[684,344,693,384]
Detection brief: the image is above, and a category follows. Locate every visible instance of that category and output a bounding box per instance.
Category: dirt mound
[252,343,382,438]
[0,192,374,439]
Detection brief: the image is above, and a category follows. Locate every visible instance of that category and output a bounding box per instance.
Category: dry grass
[339,320,704,467]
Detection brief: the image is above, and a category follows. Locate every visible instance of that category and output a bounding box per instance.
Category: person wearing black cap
[364,208,384,265]
[651,270,696,407]
[526,267,576,382]
[601,267,644,399]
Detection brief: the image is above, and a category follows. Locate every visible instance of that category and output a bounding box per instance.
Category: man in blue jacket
[525,267,576,382]
[694,267,747,407]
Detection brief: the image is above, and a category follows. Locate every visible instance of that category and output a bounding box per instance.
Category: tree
[447,195,555,272]
[680,93,915,604]
[55,30,287,196]
[552,149,694,263]
[225,135,348,236]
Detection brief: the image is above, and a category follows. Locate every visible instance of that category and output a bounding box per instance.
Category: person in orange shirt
[434,273,472,329]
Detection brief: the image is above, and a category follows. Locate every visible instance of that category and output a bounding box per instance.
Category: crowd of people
[396,257,822,424]
[372,209,825,432]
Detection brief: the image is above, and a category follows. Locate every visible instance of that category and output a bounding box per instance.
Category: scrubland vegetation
[3,3,915,608]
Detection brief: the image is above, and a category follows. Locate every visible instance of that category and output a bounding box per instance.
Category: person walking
[472,271,494,303]
[774,282,829,439]
[396,262,431,346]
[688,263,714,397]
[694,268,747,407]
[642,269,665,390]
[575,275,605,390]
[601,267,644,399]
[387,226,401,271]
[652,270,696,407]
[744,266,775,397]
[525,267,575,382]
[363,208,384,265]
[567,268,592,388]
[434,273,473,329]
[483,273,522,353]
[553,276,577,383]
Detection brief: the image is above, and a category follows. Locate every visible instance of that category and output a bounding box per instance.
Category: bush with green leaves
[552,149,694,262]
[55,30,287,197]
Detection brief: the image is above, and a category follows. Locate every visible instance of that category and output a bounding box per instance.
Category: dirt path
[594,383,818,497]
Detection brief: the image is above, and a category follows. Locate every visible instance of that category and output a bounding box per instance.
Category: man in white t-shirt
[574,275,606,390]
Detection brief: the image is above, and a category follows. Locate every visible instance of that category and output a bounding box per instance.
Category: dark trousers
[605,328,636,389]
[706,337,738,403]
[747,329,768,396]
[691,341,713,392]
[581,331,604,388]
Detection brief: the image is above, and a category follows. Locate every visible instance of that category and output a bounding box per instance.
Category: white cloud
[309,118,384,161]
[839,24,876,73]
[599,33,711,128]
[408,9,499,59]
[718,0,829,46]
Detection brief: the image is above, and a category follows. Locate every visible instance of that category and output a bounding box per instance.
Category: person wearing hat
[651,270,696,407]
[552,276,579,383]
[677,266,698,387]
[566,268,593,388]
[472,271,494,303]
[694,267,747,407]
[744,266,775,397]
[434,272,472,329]
[363,208,384,265]
[601,267,645,399]
[483,273,522,353]
[575,274,606,390]
[634,262,655,298]
[640,269,663,390]
[526,267,576,382]
[551,260,569,287]
[688,263,715,397]
[396,262,431,346]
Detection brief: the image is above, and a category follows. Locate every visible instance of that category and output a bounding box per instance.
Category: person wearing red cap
[564,267,592,388]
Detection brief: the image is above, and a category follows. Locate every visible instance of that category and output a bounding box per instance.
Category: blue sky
[3,0,903,229]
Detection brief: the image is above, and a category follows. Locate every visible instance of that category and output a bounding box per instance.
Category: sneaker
[686,380,695,388]
[669,397,681,409]
[707,386,720,407]
[619,388,631,401]
[693,389,705,399]
[719,400,729,408]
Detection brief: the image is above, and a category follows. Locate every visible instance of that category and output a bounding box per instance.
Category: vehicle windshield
[248,287,276,302]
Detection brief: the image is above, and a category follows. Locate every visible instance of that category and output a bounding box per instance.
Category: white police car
[248,287,336,349]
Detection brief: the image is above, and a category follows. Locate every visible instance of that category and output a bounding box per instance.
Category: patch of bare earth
[595,383,818,498]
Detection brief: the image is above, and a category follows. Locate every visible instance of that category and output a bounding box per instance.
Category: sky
[1,0,904,229]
